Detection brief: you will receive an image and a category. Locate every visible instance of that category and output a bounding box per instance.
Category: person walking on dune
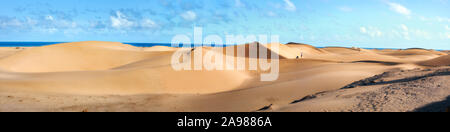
[297,51,303,60]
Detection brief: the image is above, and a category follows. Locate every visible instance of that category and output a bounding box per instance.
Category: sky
[0,0,449,49]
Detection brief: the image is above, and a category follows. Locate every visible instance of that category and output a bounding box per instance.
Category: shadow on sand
[414,96,450,112]
[342,68,450,89]
[351,60,401,66]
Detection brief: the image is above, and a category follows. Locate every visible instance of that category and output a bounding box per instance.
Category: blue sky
[0,0,449,49]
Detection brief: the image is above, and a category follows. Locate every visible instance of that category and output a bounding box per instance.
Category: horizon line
[0,41,447,51]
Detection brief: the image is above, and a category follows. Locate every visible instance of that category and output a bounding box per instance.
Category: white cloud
[436,16,449,22]
[402,32,411,40]
[43,28,58,34]
[110,11,134,29]
[438,33,449,39]
[45,15,54,21]
[360,26,382,38]
[338,6,353,12]
[445,25,450,39]
[399,24,410,40]
[419,16,450,23]
[360,27,367,33]
[375,31,383,37]
[400,24,408,31]
[62,21,77,28]
[63,28,84,36]
[396,24,433,40]
[0,14,80,34]
[0,18,23,28]
[387,2,411,16]
[235,0,245,7]
[391,30,402,38]
[181,11,197,21]
[414,29,431,39]
[267,11,277,17]
[109,11,160,30]
[284,0,296,11]
[141,19,158,29]
[419,16,428,21]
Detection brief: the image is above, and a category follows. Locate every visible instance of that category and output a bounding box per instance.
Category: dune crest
[276,68,450,112]
[418,55,450,67]
[0,41,448,112]
[0,41,161,73]
[0,41,253,95]
[286,43,328,56]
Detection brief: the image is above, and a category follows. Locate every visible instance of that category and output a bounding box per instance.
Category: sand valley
[0,41,448,112]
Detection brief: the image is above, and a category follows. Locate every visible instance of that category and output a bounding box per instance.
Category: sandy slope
[0,41,161,72]
[0,41,448,112]
[373,49,446,62]
[442,50,450,54]
[417,55,450,67]
[275,67,450,112]
[143,46,177,52]
[0,47,26,59]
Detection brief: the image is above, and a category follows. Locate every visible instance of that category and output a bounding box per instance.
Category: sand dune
[0,42,252,95]
[143,46,177,52]
[0,41,162,72]
[285,43,329,58]
[321,47,367,54]
[375,48,446,56]
[296,47,406,63]
[373,48,446,62]
[0,41,447,112]
[0,47,26,59]
[0,68,250,95]
[275,67,450,112]
[418,55,450,67]
[442,50,450,54]
[216,42,300,59]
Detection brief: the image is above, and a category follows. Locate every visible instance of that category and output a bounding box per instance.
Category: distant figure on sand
[297,51,303,59]
[186,48,195,55]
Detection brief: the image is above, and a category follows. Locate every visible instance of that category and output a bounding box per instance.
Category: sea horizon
[0,41,446,51]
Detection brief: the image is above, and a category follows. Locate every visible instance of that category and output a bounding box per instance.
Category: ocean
[0,42,445,51]
[0,42,64,47]
[0,42,229,48]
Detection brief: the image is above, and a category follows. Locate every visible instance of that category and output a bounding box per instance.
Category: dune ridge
[417,55,450,67]
[0,41,163,73]
[0,41,447,112]
[276,67,450,112]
